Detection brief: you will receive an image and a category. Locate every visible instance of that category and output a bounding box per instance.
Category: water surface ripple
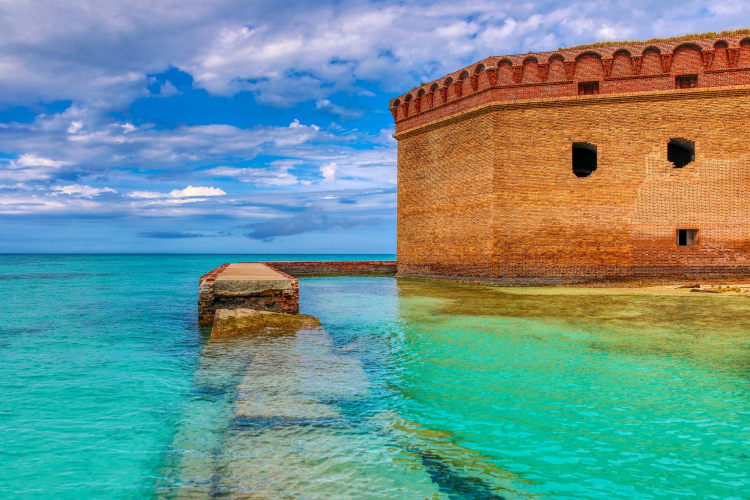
[0,255,748,499]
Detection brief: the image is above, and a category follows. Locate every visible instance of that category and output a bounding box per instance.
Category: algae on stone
[210,308,320,338]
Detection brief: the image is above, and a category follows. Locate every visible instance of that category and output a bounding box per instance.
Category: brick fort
[391,32,750,284]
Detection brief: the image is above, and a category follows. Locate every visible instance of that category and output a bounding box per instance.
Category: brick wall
[395,88,750,284]
[391,35,750,134]
[266,260,397,276]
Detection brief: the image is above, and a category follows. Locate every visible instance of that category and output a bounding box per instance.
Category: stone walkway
[213,263,294,296]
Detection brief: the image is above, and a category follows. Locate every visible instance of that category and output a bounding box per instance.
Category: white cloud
[0,153,71,181]
[315,99,363,120]
[67,121,84,134]
[127,190,163,199]
[169,185,226,197]
[321,162,338,182]
[51,184,117,198]
[16,154,67,168]
[205,164,299,186]
[0,106,325,179]
[0,0,742,228]
[0,183,31,190]
[0,0,742,110]
[127,186,226,199]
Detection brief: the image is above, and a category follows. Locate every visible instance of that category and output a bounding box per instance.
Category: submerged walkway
[158,324,523,498]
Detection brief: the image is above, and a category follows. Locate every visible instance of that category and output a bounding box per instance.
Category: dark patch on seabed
[0,272,112,280]
[192,385,227,401]
[420,451,507,500]
[230,415,349,430]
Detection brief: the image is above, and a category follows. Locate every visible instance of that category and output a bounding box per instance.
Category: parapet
[390,32,750,134]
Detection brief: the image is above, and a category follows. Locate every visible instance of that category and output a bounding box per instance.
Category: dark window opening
[572,142,597,177]
[578,81,599,95]
[676,74,698,89]
[677,229,697,246]
[668,138,695,168]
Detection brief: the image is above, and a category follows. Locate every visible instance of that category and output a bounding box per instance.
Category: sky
[0,1,747,253]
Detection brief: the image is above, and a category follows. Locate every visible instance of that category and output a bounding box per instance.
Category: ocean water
[1,255,749,499]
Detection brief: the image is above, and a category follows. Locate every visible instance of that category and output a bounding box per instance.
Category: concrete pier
[198,260,397,325]
[214,263,295,297]
[198,263,299,325]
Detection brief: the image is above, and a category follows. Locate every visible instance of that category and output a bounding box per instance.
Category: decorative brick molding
[391,34,750,134]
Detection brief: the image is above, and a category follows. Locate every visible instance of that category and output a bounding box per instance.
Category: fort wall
[393,34,750,283]
[391,34,750,133]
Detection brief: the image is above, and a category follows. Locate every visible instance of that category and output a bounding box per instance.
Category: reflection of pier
[198,261,397,325]
[156,324,527,499]
[159,267,534,498]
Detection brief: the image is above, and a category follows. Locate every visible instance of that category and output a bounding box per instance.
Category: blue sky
[0,1,746,253]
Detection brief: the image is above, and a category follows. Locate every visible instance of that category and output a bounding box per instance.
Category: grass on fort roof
[561,28,750,50]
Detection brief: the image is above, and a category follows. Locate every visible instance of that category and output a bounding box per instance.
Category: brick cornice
[393,85,750,140]
[391,34,750,132]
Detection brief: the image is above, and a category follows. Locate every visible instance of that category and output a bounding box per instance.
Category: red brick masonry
[392,34,750,284]
[267,260,397,276]
[391,34,750,134]
[198,261,397,325]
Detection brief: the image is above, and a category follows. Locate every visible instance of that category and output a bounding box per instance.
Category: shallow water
[1,255,749,498]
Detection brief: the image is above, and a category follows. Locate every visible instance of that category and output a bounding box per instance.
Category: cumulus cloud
[0,0,743,250]
[0,1,740,109]
[0,108,325,183]
[0,154,70,181]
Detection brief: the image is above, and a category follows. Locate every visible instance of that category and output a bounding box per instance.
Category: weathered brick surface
[198,263,230,325]
[267,260,397,276]
[391,35,750,133]
[198,263,299,324]
[394,35,750,284]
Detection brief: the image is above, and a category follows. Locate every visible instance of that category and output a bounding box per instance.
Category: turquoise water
[1,255,749,498]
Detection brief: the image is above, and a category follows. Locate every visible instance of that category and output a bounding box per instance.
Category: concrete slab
[213,263,293,296]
